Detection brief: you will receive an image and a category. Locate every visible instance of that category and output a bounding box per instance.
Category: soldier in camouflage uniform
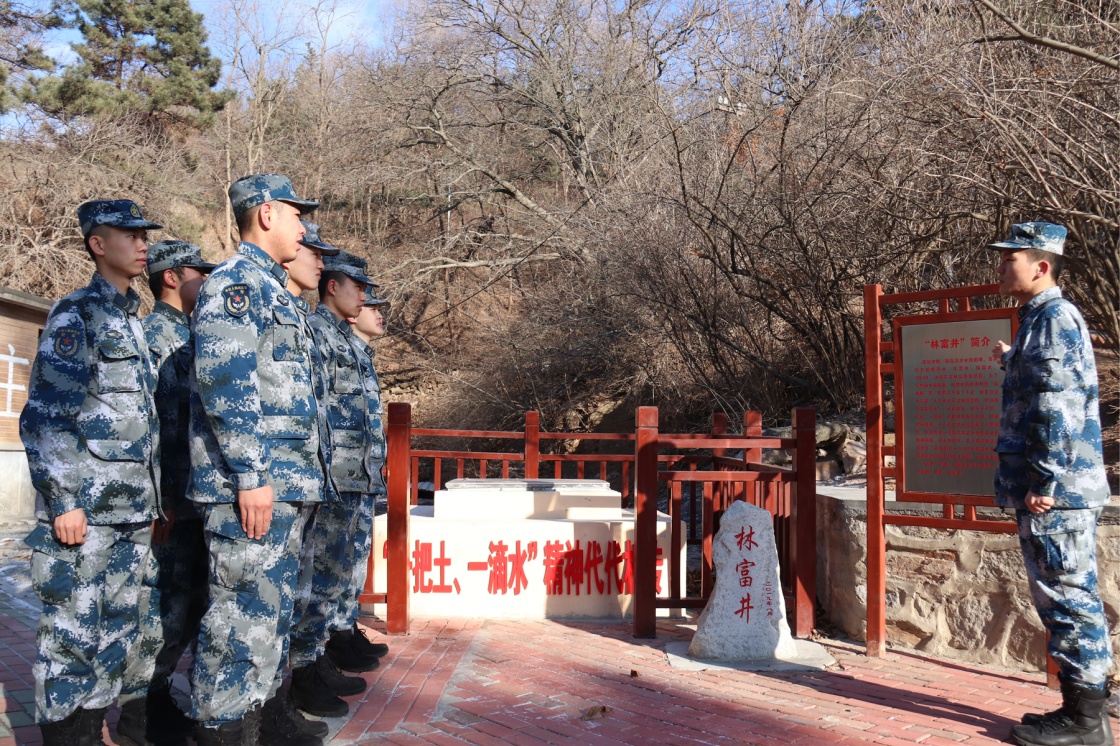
[988,222,1114,746]
[256,221,340,746]
[325,283,391,671]
[117,241,215,746]
[289,250,387,719]
[187,175,324,746]
[20,200,162,745]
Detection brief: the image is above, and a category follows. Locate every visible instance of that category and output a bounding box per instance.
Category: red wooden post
[865,284,887,656]
[633,406,659,639]
[710,412,728,513]
[792,407,817,639]
[524,410,540,479]
[744,411,762,507]
[386,402,412,635]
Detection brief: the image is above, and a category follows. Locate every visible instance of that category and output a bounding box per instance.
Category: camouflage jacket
[360,342,386,495]
[188,242,324,505]
[995,286,1109,509]
[308,303,375,493]
[143,301,196,519]
[295,294,337,502]
[20,272,160,525]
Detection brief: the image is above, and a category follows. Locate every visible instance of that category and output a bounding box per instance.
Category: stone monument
[688,499,797,660]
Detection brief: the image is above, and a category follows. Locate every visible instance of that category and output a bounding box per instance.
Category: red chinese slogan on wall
[401,538,664,597]
[899,317,1011,496]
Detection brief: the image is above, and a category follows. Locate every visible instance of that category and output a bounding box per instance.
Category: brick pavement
[3,587,1116,746]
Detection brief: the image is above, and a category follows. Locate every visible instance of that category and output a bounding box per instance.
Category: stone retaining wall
[816,486,1120,678]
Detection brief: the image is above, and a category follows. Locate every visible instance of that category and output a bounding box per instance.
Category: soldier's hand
[153,509,176,544]
[1025,491,1055,514]
[993,340,1011,357]
[54,508,88,546]
[238,486,275,540]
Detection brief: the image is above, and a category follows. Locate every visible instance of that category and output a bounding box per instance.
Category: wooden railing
[364,403,817,639]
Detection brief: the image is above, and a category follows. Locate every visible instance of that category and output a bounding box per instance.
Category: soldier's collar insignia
[55,327,81,357]
[105,329,124,339]
[224,284,251,317]
[278,294,290,306]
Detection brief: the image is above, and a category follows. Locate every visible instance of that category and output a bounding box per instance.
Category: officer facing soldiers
[326,283,391,671]
[117,241,215,746]
[188,175,324,746]
[20,200,162,745]
[289,250,388,721]
[988,223,1113,746]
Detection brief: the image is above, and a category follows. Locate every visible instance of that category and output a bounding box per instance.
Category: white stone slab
[435,478,622,520]
[688,499,798,660]
[665,639,835,672]
[368,503,683,619]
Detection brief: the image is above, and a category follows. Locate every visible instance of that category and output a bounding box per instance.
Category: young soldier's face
[179,267,208,315]
[996,249,1043,300]
[334,277,366,319]
[266,201,305,263]
[354,305,385,338]
[91,226,149,280]
[285,244,323,292]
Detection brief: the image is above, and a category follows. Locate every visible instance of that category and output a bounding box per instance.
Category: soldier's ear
[162,268,179,289]
[87,230,107,258]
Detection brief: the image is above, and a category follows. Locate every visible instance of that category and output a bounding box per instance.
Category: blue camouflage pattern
[989,221,1068,256]
[340,339,387,631]
[20,272,160,525]
[323,250,375,287]
[77,200,162,238]
[121,301,209,703]
[228,174,319,220]
[146,239,216,274]
[190,502,308,724]
[144,302,196,517]
[299,221,340,255]
[27,521,155,723]
[1016,507,1113,689]
[188,242,325,505]
[994,287,1109,509]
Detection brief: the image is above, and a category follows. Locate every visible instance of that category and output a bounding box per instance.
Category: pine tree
[23,0,229,127]
[0,0,59,112]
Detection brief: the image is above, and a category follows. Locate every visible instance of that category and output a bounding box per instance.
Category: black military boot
[78,707,109,745]
[324,627,382,673]
[260,689,324,746]
[315,653,367,696]
[40,709,84,746]
[114,698,152,746]
[262,685,328,738]
[193,720,245,746]
[290,661,349,718]
[1011,683,1113,746]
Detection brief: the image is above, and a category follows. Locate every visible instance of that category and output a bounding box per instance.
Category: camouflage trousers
[26,520,153,724]
[189,502,305,725]
[120,517,208,702]
[1017,507,1114,689]
[337,490,378,632]
[290,492,367,667]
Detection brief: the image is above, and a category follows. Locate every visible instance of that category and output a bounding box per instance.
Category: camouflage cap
[323,251,375,286]
[363,285,390,311]
[78,200,163,238]
[228,173,319,220]
[988,222,1067,256]
[299,221,341,256]
[146,240,217,274]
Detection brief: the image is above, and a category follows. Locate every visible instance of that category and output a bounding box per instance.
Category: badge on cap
[130,204,141,218]
[223,284,251,317]
[55,327,81,357]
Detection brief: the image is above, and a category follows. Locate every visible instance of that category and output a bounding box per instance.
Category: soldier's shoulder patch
[54,327,81,357]
[223,284,251,317]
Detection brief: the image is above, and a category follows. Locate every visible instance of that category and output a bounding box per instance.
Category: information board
[897,314,1013,496]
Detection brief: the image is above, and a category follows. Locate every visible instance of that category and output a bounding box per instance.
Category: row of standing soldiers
[20,174,390,746]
